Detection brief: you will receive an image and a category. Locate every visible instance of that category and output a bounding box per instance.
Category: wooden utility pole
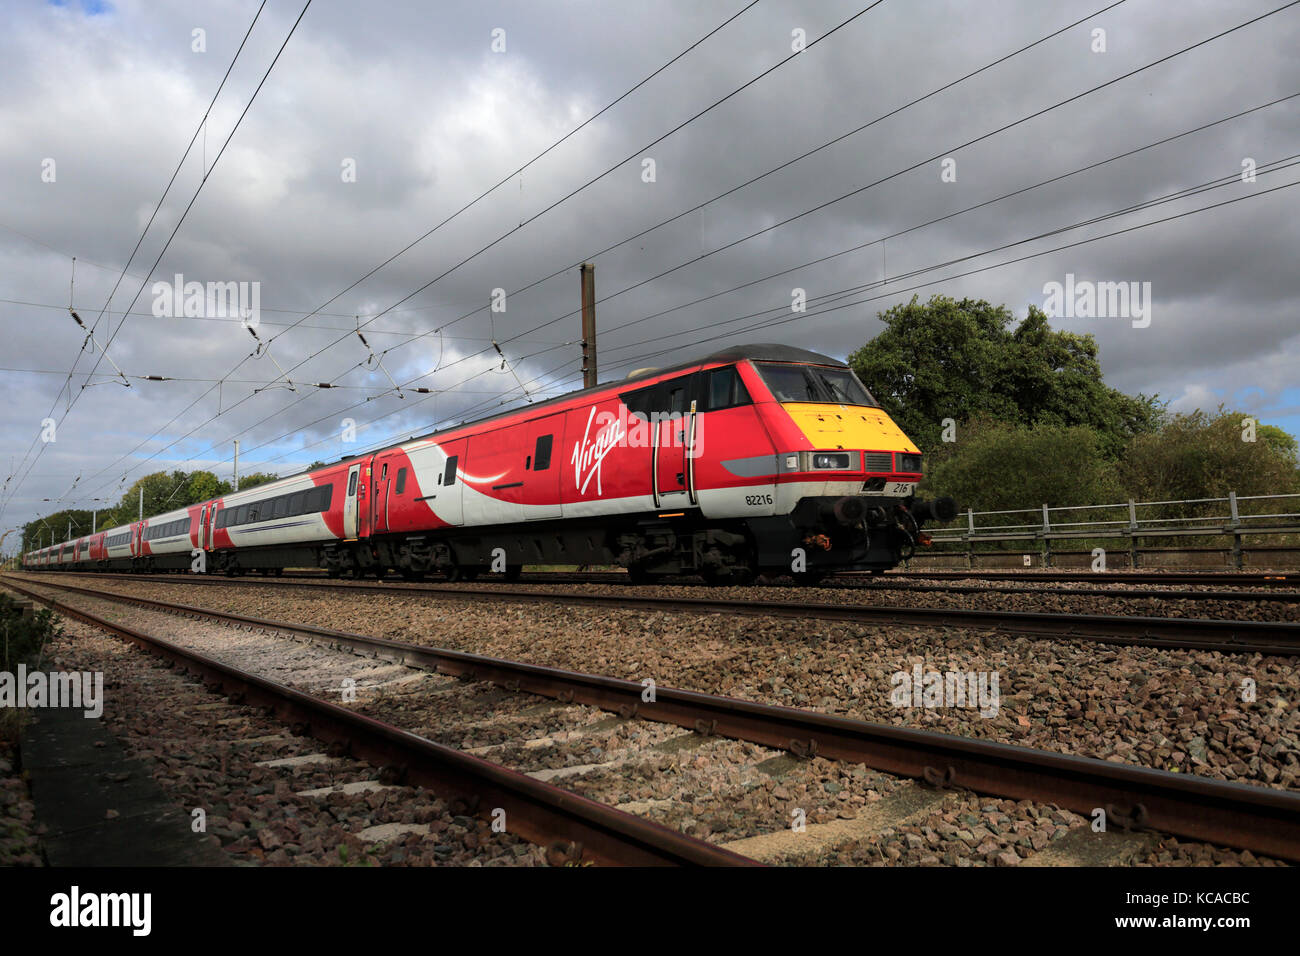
[580,263,597,389]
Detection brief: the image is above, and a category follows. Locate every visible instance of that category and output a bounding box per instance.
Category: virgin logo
[571,406,625,496]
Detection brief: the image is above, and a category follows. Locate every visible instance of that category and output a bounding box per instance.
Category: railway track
[12,570,1300,657]
[6,573,1300,863]
[25,567,1300,605]
[1,576,751,866]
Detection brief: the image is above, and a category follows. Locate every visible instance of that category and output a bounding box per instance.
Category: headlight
[812,452,853,469]
[896,453,922,473]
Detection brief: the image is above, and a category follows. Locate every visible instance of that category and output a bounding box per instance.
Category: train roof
[325,343,849,467]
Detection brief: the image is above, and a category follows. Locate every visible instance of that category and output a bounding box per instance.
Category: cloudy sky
[3,0,1298,535]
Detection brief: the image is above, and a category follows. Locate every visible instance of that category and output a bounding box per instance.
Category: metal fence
[921,492,1300,568]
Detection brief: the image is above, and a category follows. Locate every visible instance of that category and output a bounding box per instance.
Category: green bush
[1,594,62,674]
[922,418,1122,512]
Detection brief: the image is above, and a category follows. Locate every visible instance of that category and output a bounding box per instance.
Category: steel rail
[882,570,1296,586]
[26,568,1300,604]
[3,577,755,867]
[12,570,1299,656]
[8,574,1300,862]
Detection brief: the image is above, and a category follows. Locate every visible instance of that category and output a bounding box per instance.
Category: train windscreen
[753,362,878,407]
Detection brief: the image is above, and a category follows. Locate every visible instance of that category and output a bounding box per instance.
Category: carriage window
[347,471,358,496]
[381,463,388,480]
[395,468,407,495]
[443,456,458,487]
[273,496,289,518]
[533,435,553,471]
[288,492,304,515]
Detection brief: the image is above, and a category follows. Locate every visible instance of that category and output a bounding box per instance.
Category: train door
[654,375,693,506]
[524,413,565,519]
[464,424,532,525]
[343,463,361,539]
[132,523,143,559]
[357,458,375,539]
[430,438,465,526]
[372,457,393,534]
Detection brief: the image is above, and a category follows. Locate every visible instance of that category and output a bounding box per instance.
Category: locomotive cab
[727,350,956,576]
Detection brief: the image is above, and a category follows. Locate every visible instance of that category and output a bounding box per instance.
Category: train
[21,344,957,584]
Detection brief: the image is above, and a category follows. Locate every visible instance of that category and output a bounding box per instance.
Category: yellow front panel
[783,403,920,454]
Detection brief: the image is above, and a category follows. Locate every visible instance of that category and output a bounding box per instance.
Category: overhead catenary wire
[0,0,275,519]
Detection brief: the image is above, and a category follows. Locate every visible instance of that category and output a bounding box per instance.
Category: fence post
[966,507,975,569]
[1128,499,1139,569]
[1229,490,1243,569]
[1041,504,1051,568]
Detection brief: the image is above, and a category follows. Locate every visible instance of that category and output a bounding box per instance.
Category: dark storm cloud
[2,0,1298,527]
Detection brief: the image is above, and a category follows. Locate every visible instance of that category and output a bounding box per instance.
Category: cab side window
[705,366,751,411]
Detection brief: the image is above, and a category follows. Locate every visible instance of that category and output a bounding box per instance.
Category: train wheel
[501,564,522,583]
[327,567,341,579]
[372,565,388,579]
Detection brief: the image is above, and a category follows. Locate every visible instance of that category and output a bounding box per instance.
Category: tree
[236,471,280,491]
[848,295,1162,456]
[922,418,1122,512]
[183,470,231,506]
[1120,408,1300,508]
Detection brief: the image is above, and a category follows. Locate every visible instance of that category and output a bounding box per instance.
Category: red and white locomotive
[23,345,956,583]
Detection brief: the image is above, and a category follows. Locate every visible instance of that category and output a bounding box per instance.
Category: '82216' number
[745,494,774,506]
